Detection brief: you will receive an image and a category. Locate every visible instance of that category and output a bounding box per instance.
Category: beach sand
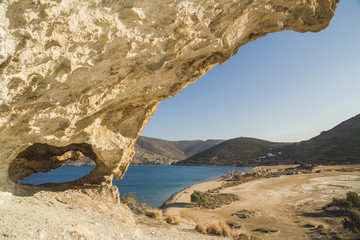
[161,165,360,239]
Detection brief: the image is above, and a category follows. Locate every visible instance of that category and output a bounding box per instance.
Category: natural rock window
[8,143,100,187]
[20,159,95,186]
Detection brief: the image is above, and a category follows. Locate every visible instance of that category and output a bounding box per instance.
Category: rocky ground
[0,184,230,240]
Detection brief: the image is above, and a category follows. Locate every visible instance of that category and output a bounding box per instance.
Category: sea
[21,165,246,208]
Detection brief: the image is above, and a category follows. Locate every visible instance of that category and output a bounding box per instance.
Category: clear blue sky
[141,1,360,142]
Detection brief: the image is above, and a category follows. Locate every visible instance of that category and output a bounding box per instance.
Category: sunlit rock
[0,0,339,193]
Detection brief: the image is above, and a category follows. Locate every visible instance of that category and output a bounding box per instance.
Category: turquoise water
[21,165,245,207]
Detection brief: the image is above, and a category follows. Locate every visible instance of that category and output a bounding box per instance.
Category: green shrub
[317,224,325,229]
[234,174,242,181]
[253,227,278,233]
[332,197,352,210]
[297,164,314,171]
[342,209,360,233]
[329,191,360,233]
[346,191,360,209]
[191,191,207,204]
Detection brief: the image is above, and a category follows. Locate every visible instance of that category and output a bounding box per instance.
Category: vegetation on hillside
[175,137,290,166]
[176,114,360,166]
[133,136,224,165]
[272,114,360,165]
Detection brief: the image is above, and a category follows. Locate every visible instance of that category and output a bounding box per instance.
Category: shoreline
[161,164,360,207]
[160,164,360,239]
[160,166,267,208]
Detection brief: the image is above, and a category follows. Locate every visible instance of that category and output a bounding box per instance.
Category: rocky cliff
[0,0,339,194]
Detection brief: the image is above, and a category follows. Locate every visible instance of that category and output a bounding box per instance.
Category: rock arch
[0,0,339,194]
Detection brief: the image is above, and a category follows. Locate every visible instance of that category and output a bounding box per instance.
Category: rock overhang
[0,0,339,193]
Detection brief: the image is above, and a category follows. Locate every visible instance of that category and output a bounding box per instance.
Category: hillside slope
[177,114,360,166]
[69,114,360,166]
[274,114,360,165]
[132,136,224,165]
[175,137,290,166]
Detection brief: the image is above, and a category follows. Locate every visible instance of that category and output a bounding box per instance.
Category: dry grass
[207,222,222,235]
[179,210,193,220]
[220,222,231,237]
[195,222,207,234]
[165,213,174,224]
[174,218,180,225]
[195,221,232,236]
[144,208,162,220]
[120,192,148,214]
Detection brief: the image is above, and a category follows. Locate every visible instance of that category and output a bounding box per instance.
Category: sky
[141,1,360,143]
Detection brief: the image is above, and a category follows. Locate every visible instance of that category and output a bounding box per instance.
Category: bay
[21,165,246,208]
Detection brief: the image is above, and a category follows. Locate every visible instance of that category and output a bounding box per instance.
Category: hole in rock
[20,159,95,185]
[9,143,98,186]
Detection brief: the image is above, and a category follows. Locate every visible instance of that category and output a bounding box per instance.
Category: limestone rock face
[0,0,338,193]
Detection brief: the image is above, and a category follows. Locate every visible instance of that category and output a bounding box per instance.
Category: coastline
[160,177,225,209]
[160,164,360,239]
[160,166,262,208]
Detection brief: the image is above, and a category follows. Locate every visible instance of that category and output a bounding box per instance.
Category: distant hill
[271,114,360,165]
[174,137,290,166]
[176,114,360,166]
[132,136,224,165]
[67,114,360,167]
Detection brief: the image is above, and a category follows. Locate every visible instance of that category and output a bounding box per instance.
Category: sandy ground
[163,165,360,240]
[1,165,359,240]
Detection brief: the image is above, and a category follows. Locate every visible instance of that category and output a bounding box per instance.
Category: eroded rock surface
[0,0,338,193]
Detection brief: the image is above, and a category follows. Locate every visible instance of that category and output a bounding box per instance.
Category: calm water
[21,165,246,207]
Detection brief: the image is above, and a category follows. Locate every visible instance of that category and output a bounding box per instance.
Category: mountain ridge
[69,114,360,166]
[174,137,291,166]
[132,136,225,165]
[175,114,360,166]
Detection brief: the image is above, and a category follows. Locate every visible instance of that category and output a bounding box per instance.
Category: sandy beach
[161,165,360,239]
